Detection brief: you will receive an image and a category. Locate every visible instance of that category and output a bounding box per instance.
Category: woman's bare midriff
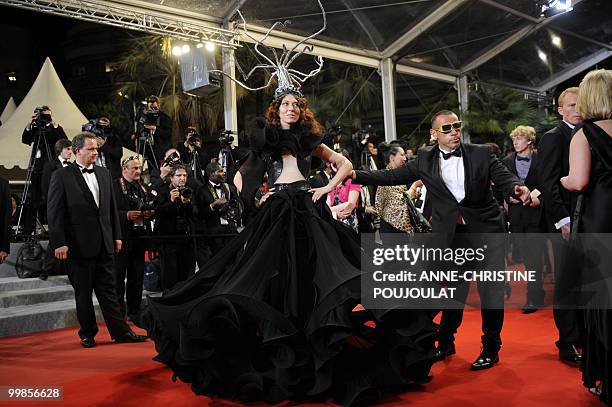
[274,153,305,184]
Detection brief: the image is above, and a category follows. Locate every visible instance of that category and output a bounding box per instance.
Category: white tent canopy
[0,57,135,170]
[0,58,87,169]
[0,97,17,124]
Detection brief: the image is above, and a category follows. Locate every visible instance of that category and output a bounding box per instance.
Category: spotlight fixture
[541,0,573,18]
[205,42,216,52]
[551,34,562,48]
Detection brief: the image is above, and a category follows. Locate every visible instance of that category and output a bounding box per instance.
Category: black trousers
[66,252,130,339]
[511,231,545,305]
[439,227,505,351]
[160,240,195,291]
[114,237,146,318]
[208,224,238,257]
[551,233,583,349]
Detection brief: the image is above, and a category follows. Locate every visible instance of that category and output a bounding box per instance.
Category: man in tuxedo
[92,117,123,180]
[195,162,241,260]
[353,110,531,371]
[47,132,147,348]
[40,138,73,280]
[538,87,584,365]
[0,176,10,265]
[502,126,546,313]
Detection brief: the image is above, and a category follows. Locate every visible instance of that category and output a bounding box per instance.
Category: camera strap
[119,177,149,197]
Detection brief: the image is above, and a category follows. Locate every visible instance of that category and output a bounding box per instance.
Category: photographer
[133,95,171,170]
[155,164,196,290]
[83,117,122,180]
[176,126,211,185]
[21,105,67,226]
[195,162,242,258]
[113,156,155,322]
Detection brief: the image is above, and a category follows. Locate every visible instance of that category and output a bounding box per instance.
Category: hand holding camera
[211,197,228,208]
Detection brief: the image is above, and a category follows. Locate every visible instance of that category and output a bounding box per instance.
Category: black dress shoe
[559,345,581,365]
[114,330,148,343]
[433,342,456,362]
[38,272,48,281]
[522,302,539,314]
[470,350,499,371]
[80,337,96,348]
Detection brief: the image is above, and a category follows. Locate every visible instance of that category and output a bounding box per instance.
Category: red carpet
[0,306,603,407]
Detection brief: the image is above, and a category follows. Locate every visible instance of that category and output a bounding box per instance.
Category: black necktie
[81,167,95,174]
[441,148,461,160]
[516,155,530,162]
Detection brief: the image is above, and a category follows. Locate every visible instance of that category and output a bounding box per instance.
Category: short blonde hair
[578,69,612,120]
[558,87,579,107]
[510,125,536,144]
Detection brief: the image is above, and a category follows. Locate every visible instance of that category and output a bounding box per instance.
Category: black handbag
[403,191,432,233]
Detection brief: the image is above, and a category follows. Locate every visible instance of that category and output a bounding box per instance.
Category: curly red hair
[265,94,324,136]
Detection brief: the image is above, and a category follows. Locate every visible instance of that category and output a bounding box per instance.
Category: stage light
[541,0,573,17]
[551,34,562,48]
[537,49,548,62]
[181,44,190,54]
[205,41,215,52]
[196,43,204,48]
[172,45,182,56]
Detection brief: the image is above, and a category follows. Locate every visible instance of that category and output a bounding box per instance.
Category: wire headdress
[212,0,327,100]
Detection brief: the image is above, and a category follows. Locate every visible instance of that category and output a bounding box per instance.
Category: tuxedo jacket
[502,152,544,231]
[355,143,520,234]
[195,182,241,230]
[47,164,121,258]
[537,121,573,232]
[41,158,65,201]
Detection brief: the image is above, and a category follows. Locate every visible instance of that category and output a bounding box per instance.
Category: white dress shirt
[58,156,69,167]
[77,163,100,207]
[438,147,465,203]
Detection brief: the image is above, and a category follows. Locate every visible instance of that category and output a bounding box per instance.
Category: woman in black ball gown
[561,69,612,405]
[142,90,437,405]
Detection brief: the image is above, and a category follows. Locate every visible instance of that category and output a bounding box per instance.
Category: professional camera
[31,107,52,128]
[137,107,160,128]
[352,124,375,142]
[218,130,235,146]
[185,127,201,146]
[162,151,182,168]
[178,186,192,199]
[82,118,112,140]
[218,198,241,224]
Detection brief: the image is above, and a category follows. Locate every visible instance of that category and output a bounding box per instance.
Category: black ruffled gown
[577,121,612,405]
[142,122,437,405]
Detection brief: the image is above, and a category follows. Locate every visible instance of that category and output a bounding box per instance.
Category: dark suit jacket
[47,164,121,258]
[113,177,153,240]
[194,182,241,230]
[41,158,65,201]
[502,152,544,232]
[0,177,11,253]
[98,134,123,180]
[537,122,573,232]
[355,143,520,234]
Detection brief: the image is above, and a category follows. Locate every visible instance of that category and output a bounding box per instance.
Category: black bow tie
[516,155,530,162]
[440,148,461,160]
[81,167,95,174]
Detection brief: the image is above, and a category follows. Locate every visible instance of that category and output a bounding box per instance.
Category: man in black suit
[538,87,584,365]
[132,95,172,170]
[155,164,196,290]
[0,176,10,265]
[194,162,241,260]
[502,126,546,313]
[47,132,147,348]
[113,156,154,323]
[40,138,73,280]
[353,110,531,371]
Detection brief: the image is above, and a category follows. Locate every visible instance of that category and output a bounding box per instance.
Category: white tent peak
[0,57,88,169]
[0,97,17,124]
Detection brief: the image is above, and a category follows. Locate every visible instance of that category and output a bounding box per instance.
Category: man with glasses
[352,110,531,371]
